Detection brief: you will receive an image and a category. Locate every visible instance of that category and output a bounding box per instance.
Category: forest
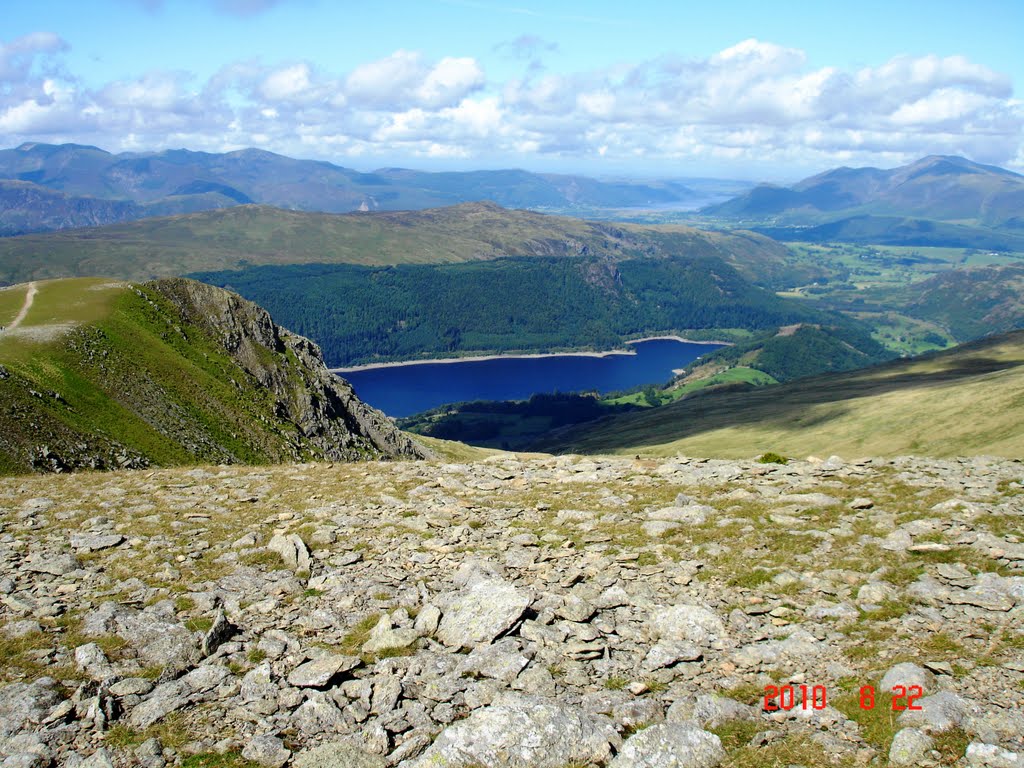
[193,255,834,367]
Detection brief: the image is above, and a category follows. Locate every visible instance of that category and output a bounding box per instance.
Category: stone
[69,533,124,552]
[292,743,386,768]
[23,554,80,576]
[200,610,235,657]
[897,691,970,733]
[287,654,360,688]
[643,520,680,538]
[414,604,442,635]
[361,615,419,655]
[888,728,934,766]
[456,638,531,683]
[641,641,703,671]
[242,735,291,768]
[880,662,934,694]
[268,533,311,574]
[436,578,531,649]
[649,604,725,646]
[610,722,725,768]
[667,694,757,728]
[291,691,347,736]
[74,643,116,682]
[406,693,619,768]
[856,581,895,603]
[0,678,63,737]
[966,742,1024,767]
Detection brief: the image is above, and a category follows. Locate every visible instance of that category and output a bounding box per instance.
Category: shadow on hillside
[533,344,1024,453]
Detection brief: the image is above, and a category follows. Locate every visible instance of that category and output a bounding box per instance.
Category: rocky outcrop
[150,278,430,462]
[0,453,1022,766]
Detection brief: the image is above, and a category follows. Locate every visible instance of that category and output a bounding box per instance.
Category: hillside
[0,278,426,474]
[0,142,703,233]
[0,201,797,287]
[531,330,1024,458]
[193,256,836,367]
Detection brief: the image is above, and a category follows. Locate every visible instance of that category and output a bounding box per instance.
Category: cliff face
[148,278,429,462]
[0,277,429,474]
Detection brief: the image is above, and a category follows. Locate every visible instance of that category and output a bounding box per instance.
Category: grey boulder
[406,693,618,768]
[610,722,725,768]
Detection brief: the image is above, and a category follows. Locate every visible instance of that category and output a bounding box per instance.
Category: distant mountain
[704,155,1024,231]
[0,142,702,234]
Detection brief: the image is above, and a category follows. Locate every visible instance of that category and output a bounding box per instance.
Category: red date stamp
[763,684,924,711]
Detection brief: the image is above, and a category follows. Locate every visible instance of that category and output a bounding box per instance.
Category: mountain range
[705,155,1024,227]
[0,142,705,235]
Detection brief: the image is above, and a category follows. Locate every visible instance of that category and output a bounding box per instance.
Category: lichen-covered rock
[436,578,531,649]
[888,728,934,766]
[609,722,724,768]
[406,693,618,768]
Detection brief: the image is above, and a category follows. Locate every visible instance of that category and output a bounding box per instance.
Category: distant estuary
[336,338,724,417]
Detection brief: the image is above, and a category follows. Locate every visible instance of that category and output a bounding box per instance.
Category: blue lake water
[338,338,724,417]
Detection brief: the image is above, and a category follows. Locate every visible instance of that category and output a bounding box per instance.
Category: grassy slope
[0,202,792,285]
[0,278,347,473]
[532,331,1024,459]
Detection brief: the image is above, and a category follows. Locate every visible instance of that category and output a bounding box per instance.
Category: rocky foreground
[1,454,1022,768]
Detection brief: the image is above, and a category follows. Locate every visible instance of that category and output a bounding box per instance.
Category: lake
[337,338,724,417]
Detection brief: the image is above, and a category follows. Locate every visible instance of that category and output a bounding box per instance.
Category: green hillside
[0,202,794,286]
[0,278,423,474]
[193,256,836,366]
[531,330,1024,459]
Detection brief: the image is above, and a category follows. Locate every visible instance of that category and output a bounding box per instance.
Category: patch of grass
[833,688,900,754]
[340,613,382,655]
[185,617,214,633]
[104,713,192,751]
[932,728,970,765]
[709,720,762,752]
[720,681,766,707]
[859,599,911,622]
[0,630,53,681]
[720,732,858,768]
[727,568,773,589]
[643,678,668,693]
[636,551,658,567]
[181,755,260,768]
[240,549,286,570]
[603,676,627,690]
[758,452,788,465]
[246,648,267,664]
[303,588,324,598]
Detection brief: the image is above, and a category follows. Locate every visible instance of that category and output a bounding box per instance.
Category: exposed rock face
[150,278,429,462]
[1,453,1023,767]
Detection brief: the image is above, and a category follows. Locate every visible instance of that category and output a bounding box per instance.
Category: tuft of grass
[758,452,788,465]
[240,549,286,570]
[246,648,267,664]
[604,675,628,690]
[709,720,761,752]
[181,754,260,768]
[719,681,766,707]
[727,568,773,589]
[340,613,382,656]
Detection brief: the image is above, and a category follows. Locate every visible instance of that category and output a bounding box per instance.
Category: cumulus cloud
[0,34,1020,174]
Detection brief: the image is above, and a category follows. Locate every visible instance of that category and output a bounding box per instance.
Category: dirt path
[5,281,37,331]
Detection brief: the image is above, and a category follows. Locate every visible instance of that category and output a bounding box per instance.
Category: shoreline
[331,336,730,374]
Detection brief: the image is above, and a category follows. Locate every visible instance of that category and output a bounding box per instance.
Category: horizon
[2,0,1023,180]
[8,139,1021,187]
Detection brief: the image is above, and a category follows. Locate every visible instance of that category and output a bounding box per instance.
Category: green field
[532,330,1024,459]
[0,283,30,326]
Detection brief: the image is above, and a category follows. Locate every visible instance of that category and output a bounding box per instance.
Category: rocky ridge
[0,453,1022,767]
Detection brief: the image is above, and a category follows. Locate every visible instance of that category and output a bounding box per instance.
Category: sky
[2,0,1022,180]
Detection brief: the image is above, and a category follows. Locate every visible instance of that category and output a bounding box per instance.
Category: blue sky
[2,0,1022,179]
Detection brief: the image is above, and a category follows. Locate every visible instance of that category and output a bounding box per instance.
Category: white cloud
[0,36,1020,174]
